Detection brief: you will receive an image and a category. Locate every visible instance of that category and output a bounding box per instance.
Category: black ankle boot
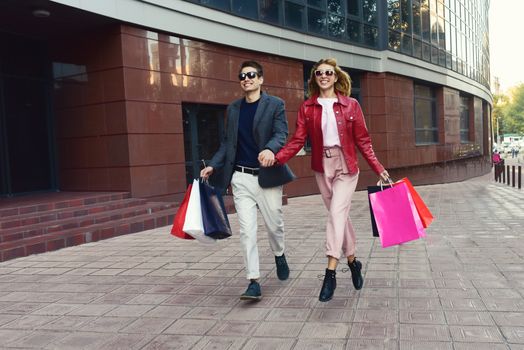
[348,259,363,290]
[319,269,336,302]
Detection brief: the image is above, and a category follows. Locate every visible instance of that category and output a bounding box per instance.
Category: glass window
[414,83,438,144]
[328,0,344,15]
[201,0,229,10]
[308,0,324,8]
[413,38,422,58]
[412,1,421,36]
[260,0,281,23]
[308,7,327,34]
[422,42,431,60]
[388,0,401,30]
[348,0,360,16]
[421,5,430,41]
[328,15,346,38]
[431,45,439,63]
[362,0,378,24]
[459,95,470,142]
[285,2,305,29]
[347,19,362,42]
[232,0,258,18]
[400,0,411,33]
[401,33,412,54]
[389,30,401,51]
[363,25,378,47]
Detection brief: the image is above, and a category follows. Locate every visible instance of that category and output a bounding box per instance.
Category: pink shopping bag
[369,182,426,248]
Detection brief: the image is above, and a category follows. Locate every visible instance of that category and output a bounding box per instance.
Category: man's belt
[234,165,259,175]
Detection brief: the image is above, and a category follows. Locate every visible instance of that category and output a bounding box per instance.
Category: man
[200,60,292,301]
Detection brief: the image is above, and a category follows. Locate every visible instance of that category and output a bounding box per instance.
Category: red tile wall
[51,24,490,199]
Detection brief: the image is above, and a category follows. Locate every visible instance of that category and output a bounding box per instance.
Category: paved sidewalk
[1,174,524,349]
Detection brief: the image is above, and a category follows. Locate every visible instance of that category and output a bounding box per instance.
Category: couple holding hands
[201,58,390,302]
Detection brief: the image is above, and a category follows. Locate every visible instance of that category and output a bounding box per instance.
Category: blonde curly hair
[307,58,352,98]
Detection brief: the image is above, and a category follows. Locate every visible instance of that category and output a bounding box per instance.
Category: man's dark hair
[239,60,263,77]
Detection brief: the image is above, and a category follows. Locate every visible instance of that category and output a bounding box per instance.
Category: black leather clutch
[258,164,297,188]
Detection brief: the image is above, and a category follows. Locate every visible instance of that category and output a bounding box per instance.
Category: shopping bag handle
[377,177,394,190]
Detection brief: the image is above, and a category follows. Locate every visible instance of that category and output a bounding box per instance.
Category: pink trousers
[314,146,359,259]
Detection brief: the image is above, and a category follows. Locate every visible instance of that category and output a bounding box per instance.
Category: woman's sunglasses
[314,69,335,77]
[238,71,259,81]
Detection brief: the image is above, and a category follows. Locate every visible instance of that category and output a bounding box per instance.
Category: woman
[274,58,390,302]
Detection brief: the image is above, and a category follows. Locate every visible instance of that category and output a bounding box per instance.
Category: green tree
[503,84,524,134]
[492,92,508,141]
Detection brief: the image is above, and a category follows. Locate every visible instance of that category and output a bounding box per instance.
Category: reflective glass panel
[363,0,378,24]
[232,0,258,18]
[308,7,327,34]
[260,0,280,23]
[328,15,346,37]
[348,0,360,16]
[285,2,305,29]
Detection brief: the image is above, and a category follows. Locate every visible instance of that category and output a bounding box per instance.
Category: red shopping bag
[369,182,426,248]
[395,178,433,228]
[170,184,195,240]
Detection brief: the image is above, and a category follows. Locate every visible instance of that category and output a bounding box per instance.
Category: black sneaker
[275,254,290,280]
[348,259,363,290]
[240,280,262,301]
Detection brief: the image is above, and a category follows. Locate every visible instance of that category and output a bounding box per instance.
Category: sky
[489,0,524,93]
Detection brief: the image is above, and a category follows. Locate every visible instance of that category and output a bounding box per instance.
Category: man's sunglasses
[238,71,259,81]
[314,69,335,77]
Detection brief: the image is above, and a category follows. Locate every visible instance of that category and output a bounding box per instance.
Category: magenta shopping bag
[369,182,426,248]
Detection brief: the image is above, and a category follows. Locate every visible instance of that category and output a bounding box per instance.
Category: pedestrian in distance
[492,149,502,165]
[269,58,390,302]
[200,60,291,301]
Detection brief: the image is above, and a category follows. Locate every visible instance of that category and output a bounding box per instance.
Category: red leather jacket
[275,93,385,175]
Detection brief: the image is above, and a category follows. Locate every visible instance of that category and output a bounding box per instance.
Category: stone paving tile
[119,317,174,334]
[1,314,58,330]
[204,320,259,337]
[299,322,349,339]
[36,315,96,331]
[293,338,346,350]
[241,337,295,350]
[191,336,247,350]
[0,329,32,346]
[0,175,524,349]
[400,324,451,342]
[501,327,524,344]
[400,310,446,324]
[349,323,398,340]
[449,325,504,342]
[254,321,304,337]
[345,338,398,349]
[444,311,495,325]
[453,344,510,350]
[97,333,156,350]
[3,330,68,348]
[399,341,453,350]
[141,305,190,319]
[265,308,310,322]
[44,331,111,350]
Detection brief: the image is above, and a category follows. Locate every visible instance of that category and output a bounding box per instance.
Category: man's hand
[258,149,275,167]
[200,166,214,180]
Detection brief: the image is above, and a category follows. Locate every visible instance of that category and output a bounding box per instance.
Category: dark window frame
[413,83,439,145]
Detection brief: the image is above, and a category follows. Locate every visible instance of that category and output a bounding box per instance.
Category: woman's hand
[258,149,276,167]
[200,166,214,180]
[379,170,391,183]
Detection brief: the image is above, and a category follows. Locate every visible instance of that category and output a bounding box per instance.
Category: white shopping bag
[182,179,216,244]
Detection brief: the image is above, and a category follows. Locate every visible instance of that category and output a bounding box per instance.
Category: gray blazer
[208,92,294,192]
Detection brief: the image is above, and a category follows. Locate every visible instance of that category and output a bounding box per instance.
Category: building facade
[0,0,492,201]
